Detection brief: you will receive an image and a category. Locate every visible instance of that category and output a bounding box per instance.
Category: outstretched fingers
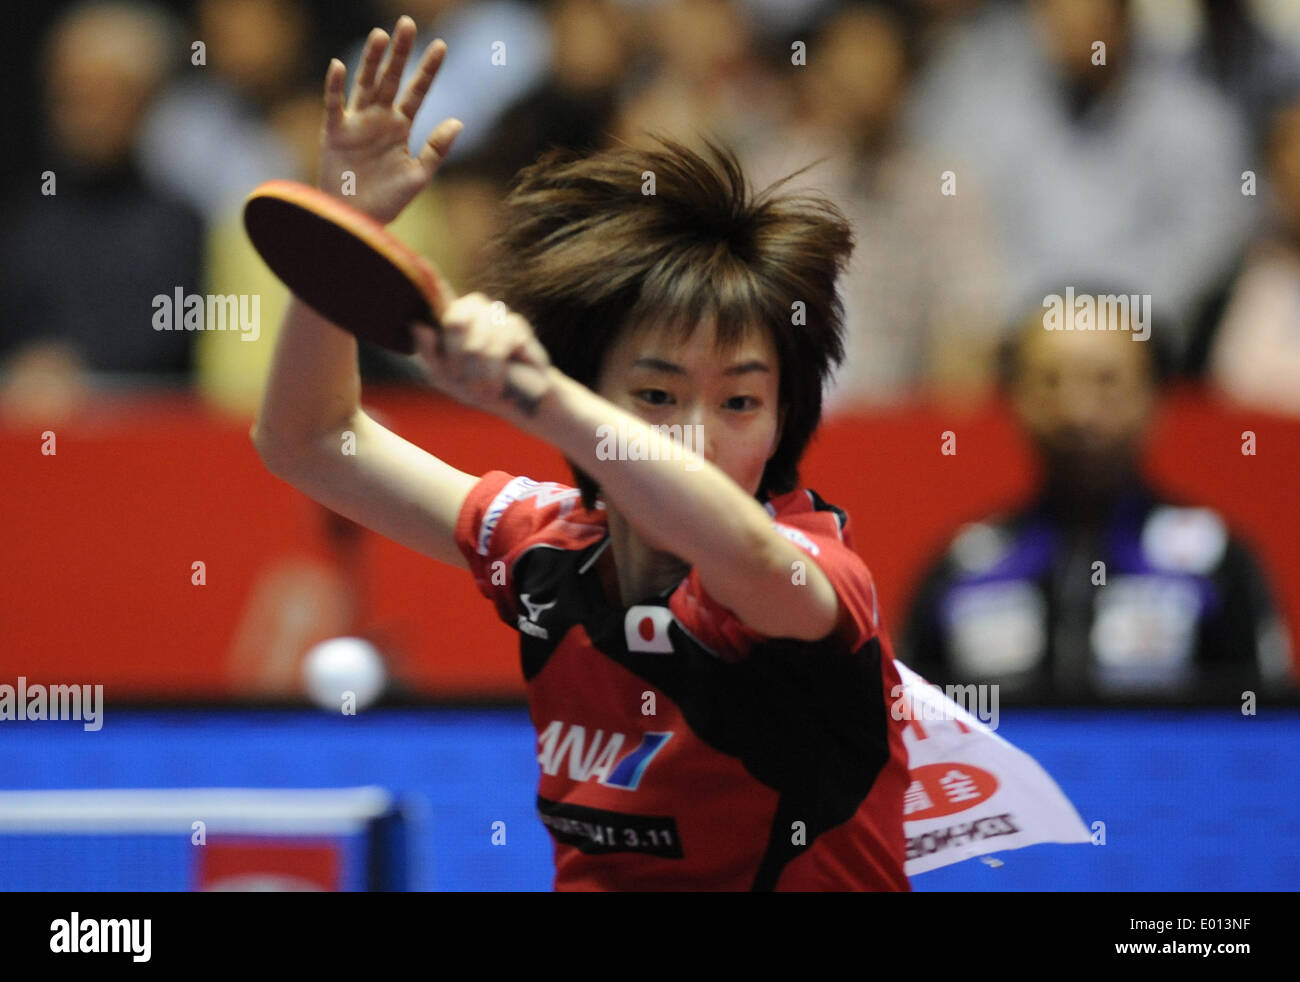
[349,27,389,111]
[416,117,464,180]
[397,37,448,122]
[322,58,346,134]
[372,16,417,109]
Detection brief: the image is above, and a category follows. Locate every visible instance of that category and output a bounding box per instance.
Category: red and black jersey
[454,471,911,891]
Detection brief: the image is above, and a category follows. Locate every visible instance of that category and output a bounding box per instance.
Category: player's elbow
[750,538,842,642]
[251,419,308,480]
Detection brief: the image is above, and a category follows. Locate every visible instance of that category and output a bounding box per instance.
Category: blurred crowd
[2,0,1296,702]
[4,0,1300,415]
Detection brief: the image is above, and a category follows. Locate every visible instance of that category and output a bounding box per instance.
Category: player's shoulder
[755,486,886,653]
[763,486,853,554]
[458,470,606,564]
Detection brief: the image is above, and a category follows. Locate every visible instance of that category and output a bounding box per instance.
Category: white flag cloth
[893,660,1092,875]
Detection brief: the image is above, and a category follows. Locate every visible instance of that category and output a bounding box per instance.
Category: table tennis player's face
[596,316,783,499]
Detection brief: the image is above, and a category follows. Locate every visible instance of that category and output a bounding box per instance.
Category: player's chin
[726,463,767,499]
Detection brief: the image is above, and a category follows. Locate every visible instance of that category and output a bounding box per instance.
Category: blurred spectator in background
[745,0,1005,409]
[729,0,836,36]
[136,0,310,223]
[902,293,1294,702]
[0,0,204,420]
[470,0,627,184]
[1195,88,1300,416]
[1183,0,1300,146]
[910,0,987,37]
[611,0,788,157]
[908,0,1253,354]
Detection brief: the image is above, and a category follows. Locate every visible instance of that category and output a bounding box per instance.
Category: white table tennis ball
[302,637,387,712]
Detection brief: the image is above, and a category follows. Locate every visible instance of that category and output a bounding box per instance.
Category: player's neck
[602,511,690,607]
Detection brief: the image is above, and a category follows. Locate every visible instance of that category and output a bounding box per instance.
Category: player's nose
[681,409,715,463]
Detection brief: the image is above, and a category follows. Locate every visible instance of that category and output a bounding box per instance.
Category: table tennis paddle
[243,179,549,413]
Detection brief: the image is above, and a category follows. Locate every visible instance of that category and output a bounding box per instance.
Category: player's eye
[636,389,673,406]
[724,395,759,411]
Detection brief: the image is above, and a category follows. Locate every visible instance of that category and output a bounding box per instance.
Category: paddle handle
[418,262,552,418]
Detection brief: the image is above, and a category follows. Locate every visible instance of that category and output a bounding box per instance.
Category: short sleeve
[454,470,584,622]
[669,500,882,661]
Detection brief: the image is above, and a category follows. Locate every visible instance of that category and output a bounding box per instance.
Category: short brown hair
[484,136,853,509]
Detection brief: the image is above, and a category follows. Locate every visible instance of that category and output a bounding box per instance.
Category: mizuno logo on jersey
[536,720,673,790]
[517,592,557,639]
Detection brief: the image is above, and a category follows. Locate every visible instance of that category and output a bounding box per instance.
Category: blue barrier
[1,707,1296,890]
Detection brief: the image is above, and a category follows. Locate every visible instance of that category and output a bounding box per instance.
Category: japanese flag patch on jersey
[625,605,675,653]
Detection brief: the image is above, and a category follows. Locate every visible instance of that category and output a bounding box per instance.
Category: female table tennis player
[253,16,911,891]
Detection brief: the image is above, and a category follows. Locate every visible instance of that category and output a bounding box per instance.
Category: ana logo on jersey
[624,605,675,653]
[537,720,673,790]
[517,592,557,639]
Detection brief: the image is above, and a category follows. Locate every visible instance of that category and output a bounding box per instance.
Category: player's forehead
[610,313,778,378]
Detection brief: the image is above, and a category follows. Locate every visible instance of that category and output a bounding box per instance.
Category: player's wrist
[497,365,565,428]
[510,370,635,471]
[315,167,402,225]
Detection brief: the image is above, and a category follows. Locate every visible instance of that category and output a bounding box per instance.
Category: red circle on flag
[638,616,656,641]
[905,762,999,820]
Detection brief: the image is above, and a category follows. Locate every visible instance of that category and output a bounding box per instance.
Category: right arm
[251,18,475,570]
[252,298,476,571]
